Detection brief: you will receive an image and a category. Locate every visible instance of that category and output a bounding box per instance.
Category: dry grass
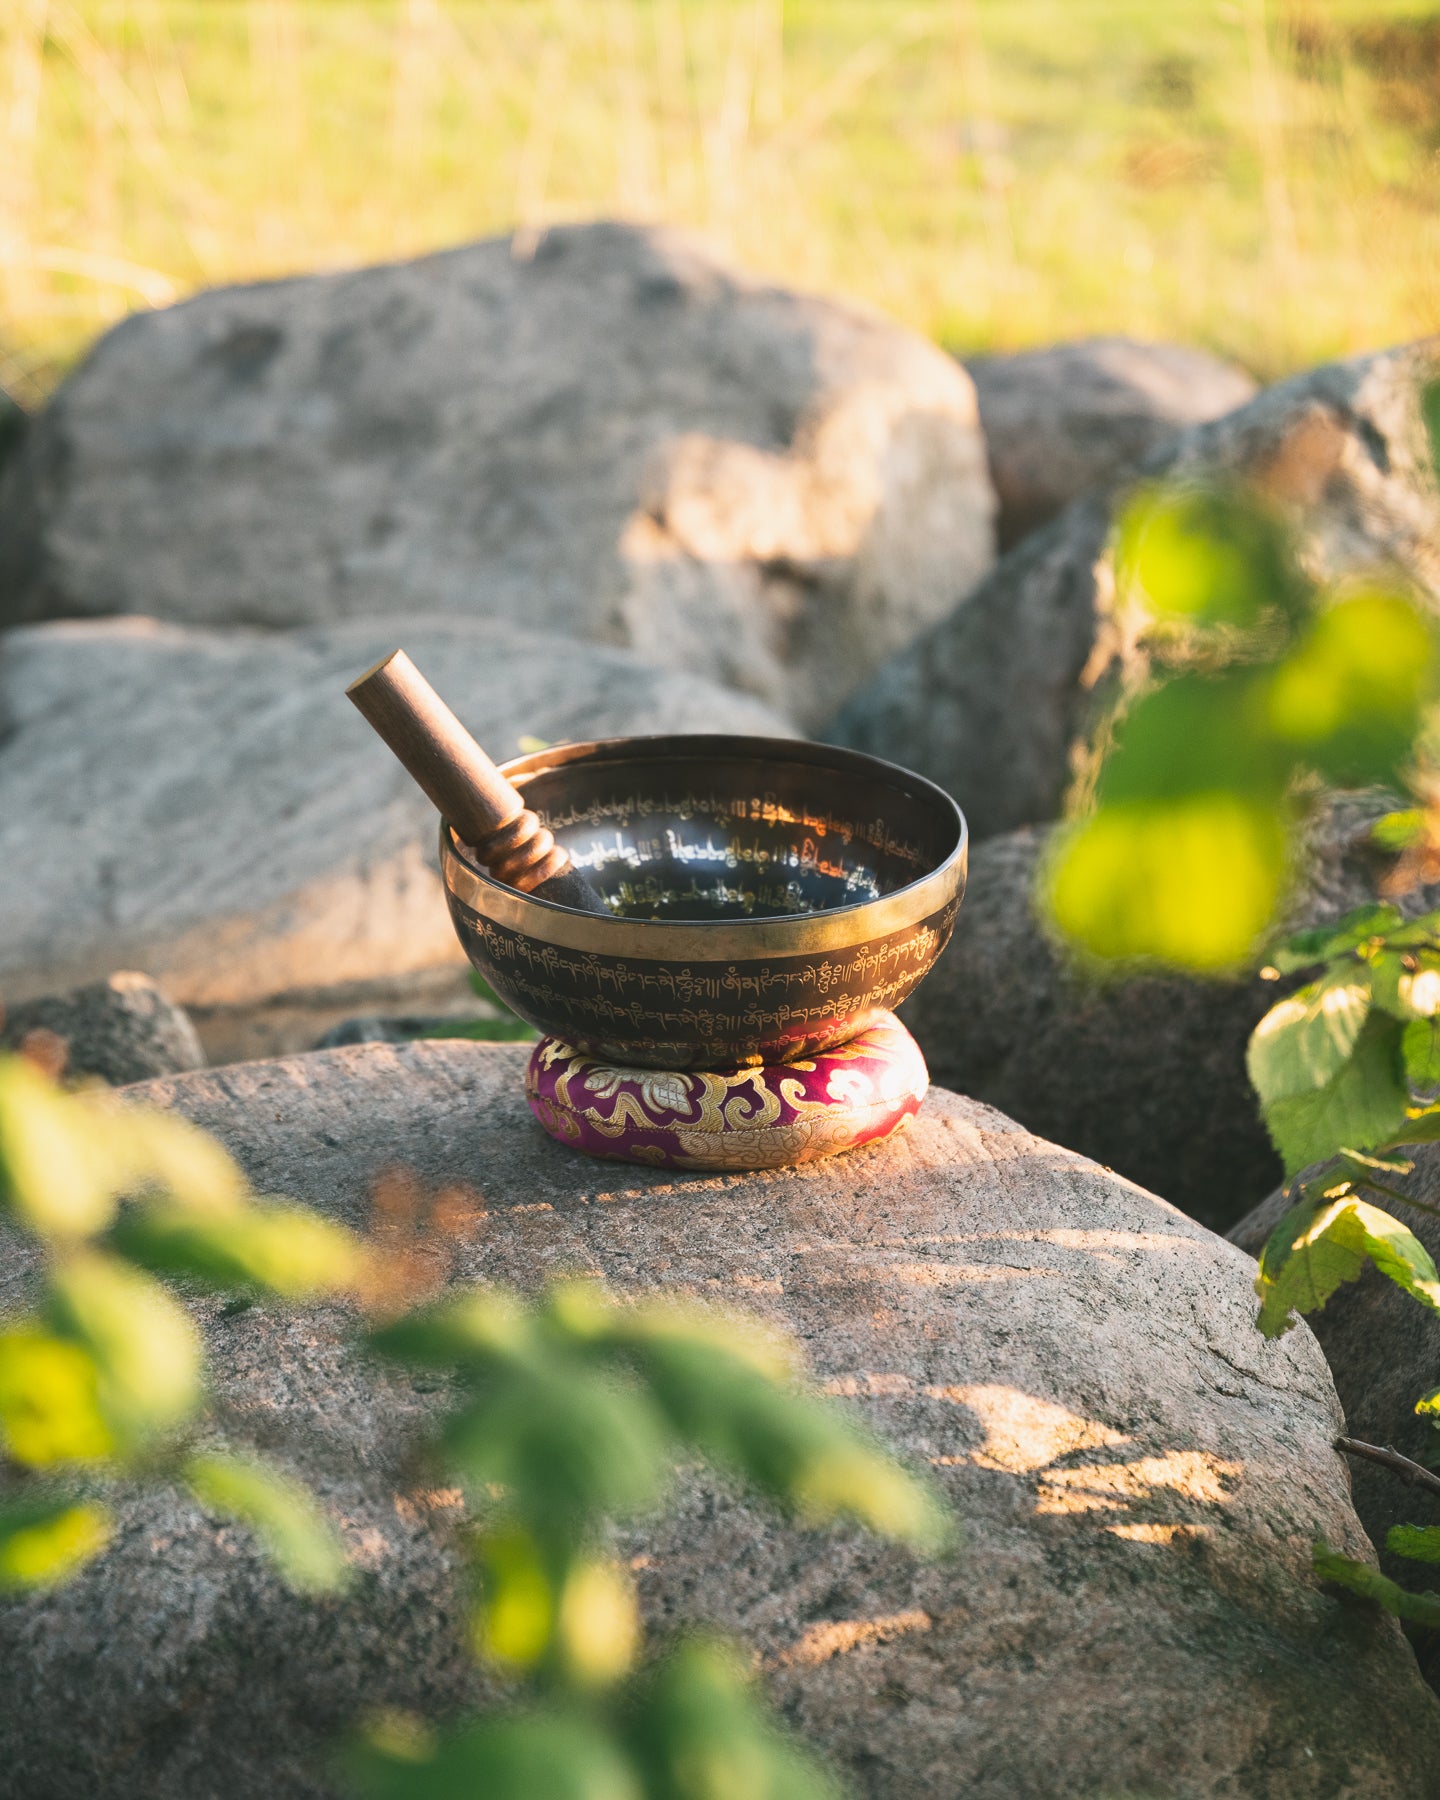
[3,0,1440,404]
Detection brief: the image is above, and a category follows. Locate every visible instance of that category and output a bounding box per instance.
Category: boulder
[1230,1148,1440,1666]
[0,614,791,1032]
[2,1041,1437,1798]
[964,338,1256,549]
[0,971,204,1086]
[898,795,1440,1234]
[0,223,995,729]
[831,339,1440,839]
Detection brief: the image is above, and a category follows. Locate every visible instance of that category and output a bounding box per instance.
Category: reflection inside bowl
[523,767,934,923]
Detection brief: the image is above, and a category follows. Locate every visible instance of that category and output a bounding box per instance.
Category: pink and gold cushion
[524,1011,927,1171]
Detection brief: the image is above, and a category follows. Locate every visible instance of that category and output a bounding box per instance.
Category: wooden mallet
[346,649,609,916]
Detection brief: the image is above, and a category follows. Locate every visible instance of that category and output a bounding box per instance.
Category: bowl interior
[503,736,963,923]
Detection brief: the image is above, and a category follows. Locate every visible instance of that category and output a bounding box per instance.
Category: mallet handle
[346,649,570,891]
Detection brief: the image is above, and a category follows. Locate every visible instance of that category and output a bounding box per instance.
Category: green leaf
[1266,589,1440,787]
[624,1638,842,1800]
[471,1523,555,1670]
[1044,792,1290,972]
[344,1709,642,1800]
[1261,1012,1410,1175]
[1377,1107,1440,1151]
[1370,951,1440,1021]
[609,1327,947,1551]
[0,1498,112,1590]
[185,1450,348,1594]
[1115,484,1301,629]
[1387,1524,1440,1564]
[442,1365,669,1528]
[370,1288,536,1370]
[0,1056,117,1239]
[0,1328,115,1466]
[110,1200,363,1298]
[1095,672,1286,803]
[1404,1017,1440,1092]
[44,1252,201,1450]
[1256,1195,1440,1338]
[111,1107,250,1215]
[1314,1542,1440,1628]
[1371,809,1427,854]
[1422,379,1440,484]
[1264,905,1406,977]
[1246,973,1372,1107]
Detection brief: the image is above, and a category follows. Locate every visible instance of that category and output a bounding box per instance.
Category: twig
[1335,1436,1440,1500]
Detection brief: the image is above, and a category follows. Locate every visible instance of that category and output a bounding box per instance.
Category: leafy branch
[1043,375,1440,1638]
[0,1048,362,1592]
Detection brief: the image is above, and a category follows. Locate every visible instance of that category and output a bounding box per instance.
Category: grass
[2,0,1440,404]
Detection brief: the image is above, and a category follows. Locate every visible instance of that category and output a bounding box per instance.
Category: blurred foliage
[0,1042,945,1794]
[6,1,1440,404]
[1045,485,1440,972]
[1045,376,1440,1638]
[0,1047,360,1590]
[352,1278,946,1795]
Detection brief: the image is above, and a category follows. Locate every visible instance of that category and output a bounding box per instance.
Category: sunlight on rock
[1035,1451,1242,1516]
[881,1261,1051,1287]
[1106,1523,1209,1546]
[771,1609,933,1670]
[933,1384,1129,1474]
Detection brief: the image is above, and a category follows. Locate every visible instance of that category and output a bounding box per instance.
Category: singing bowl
[439,734,967,1072]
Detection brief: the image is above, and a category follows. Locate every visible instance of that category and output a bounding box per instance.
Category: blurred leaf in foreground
[111,1199,365,1299]
[185,1450,349,1595]
[0,1329,114,1467]
[344,1709,642,1800]
[1045,793,1290,971]
[0,1498,112,1590]
[624,1638,842,1800]
[1115,484,1300,630]
[44,1253,201,1451]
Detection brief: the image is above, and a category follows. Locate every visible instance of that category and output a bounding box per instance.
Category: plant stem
[1335,1436,1440,1500]
[1353,1176,1440,1222]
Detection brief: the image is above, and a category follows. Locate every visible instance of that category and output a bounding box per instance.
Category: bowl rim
[440,733,968,960]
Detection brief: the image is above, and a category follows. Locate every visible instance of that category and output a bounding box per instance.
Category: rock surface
[964,337,1256,549]
[899,795,1440,1233]
[0,614,791,1015]
[832,339,1440,838]
[1230,1148,1440,1654]
[0,222,995,728]
[0,970,204,1086]
[2,1041,1437,1799]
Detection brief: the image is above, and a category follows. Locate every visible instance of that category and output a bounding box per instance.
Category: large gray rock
[900,795,1440,1233]
[0,614,791,1022]
[1231,1147,1440,1674]
[0,223,995,729]
[0,970,204,1085]
[2,1042,1437,1798]
[965,337,1257,549]
[832,339,1440,838]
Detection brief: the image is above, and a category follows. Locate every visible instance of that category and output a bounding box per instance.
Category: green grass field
[3,0,1439,403]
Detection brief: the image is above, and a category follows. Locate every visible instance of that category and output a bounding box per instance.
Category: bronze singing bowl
[439,734,968,1072]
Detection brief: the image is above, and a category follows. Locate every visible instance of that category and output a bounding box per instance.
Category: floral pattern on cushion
[525,1011,927,1171]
